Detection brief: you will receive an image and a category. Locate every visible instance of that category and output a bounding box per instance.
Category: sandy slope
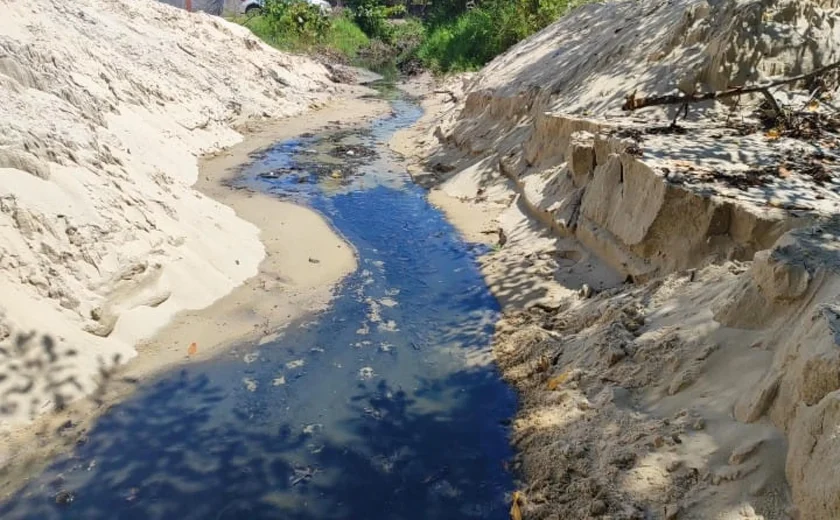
[394,1,840,518]
[0,93,389,496]
[0,0,347,430]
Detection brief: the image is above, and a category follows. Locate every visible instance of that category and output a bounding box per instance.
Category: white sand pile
[395,0,840,518]
[0,0,339,426]
[475,0,840,116]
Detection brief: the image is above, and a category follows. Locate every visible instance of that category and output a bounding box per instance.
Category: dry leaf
[778,166,792,178]
[765,128,780,140]
[807,100,820,112]
[510,491,524,520]
[188,342,198,356]
[546,372,571,391]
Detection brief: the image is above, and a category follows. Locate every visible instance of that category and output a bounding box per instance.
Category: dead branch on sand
[622,60,840,115]
[433,90,459,103]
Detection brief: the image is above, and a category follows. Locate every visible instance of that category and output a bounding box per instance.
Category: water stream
[0,86,516,519]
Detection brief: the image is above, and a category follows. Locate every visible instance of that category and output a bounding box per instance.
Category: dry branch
[433,89,459,103]
[622,60,840,112]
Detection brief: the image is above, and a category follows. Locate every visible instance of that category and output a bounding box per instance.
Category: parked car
[239,0,331,14]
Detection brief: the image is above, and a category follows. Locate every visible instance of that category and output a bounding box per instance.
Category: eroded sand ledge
[393,0,840,517]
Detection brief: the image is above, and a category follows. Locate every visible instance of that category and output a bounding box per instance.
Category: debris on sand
[329,144,378,159]
[54,490,75,506]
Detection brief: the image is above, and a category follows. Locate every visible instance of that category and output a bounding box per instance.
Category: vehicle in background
[239,0,331,14]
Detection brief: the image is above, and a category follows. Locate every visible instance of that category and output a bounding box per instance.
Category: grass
[322,15,371,58]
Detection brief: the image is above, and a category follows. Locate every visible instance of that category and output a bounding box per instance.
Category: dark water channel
[0,86,516,519]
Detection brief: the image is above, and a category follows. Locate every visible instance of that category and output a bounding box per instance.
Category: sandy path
[0,92,390,498]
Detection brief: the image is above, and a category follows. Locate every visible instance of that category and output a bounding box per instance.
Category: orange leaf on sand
[187,342,198,357]
[510,490,524,520]
[546,372,570,391]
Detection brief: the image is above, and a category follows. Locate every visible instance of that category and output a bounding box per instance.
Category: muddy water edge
[0,83,518,519]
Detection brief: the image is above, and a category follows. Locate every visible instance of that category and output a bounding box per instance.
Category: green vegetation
[417,0,585,73]
[345,0,405,42]
[234,0,369,58]
[322,14,371,58]
[233,0,585,75]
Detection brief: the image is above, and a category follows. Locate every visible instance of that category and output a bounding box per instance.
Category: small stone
[692,417,706,430]
[665,459,683,473]
[664,503,681,519]
[308,257,320,264]
[606,346,626,366]
[667,171,685,184]
[579,283,593,298]
[729,439,764,465]
[590,499,608,515]
[610,451,637,469]
[653,435,666,448]
[55,490,75,506]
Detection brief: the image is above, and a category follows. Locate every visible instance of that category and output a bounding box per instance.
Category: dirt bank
[394,1,840,518]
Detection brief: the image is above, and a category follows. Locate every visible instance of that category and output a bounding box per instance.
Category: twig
[758,88,783,116]
[622,60,840,113]
[176,42,197,58]
[433,89,459,103]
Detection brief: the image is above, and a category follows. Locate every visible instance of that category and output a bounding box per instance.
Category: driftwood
[622,60,840,113]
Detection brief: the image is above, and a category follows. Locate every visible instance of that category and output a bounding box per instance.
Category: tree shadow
[0,355,515,520]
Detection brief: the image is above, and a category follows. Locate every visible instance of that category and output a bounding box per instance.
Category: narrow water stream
[0,87,516,519]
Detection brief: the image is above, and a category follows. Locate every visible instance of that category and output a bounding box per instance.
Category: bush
[233,6,369,60]
[263,0,331,45]
[346,0,405,42]
[416,7,501,72]
[418,0,585,73]
[390,17,425,58]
